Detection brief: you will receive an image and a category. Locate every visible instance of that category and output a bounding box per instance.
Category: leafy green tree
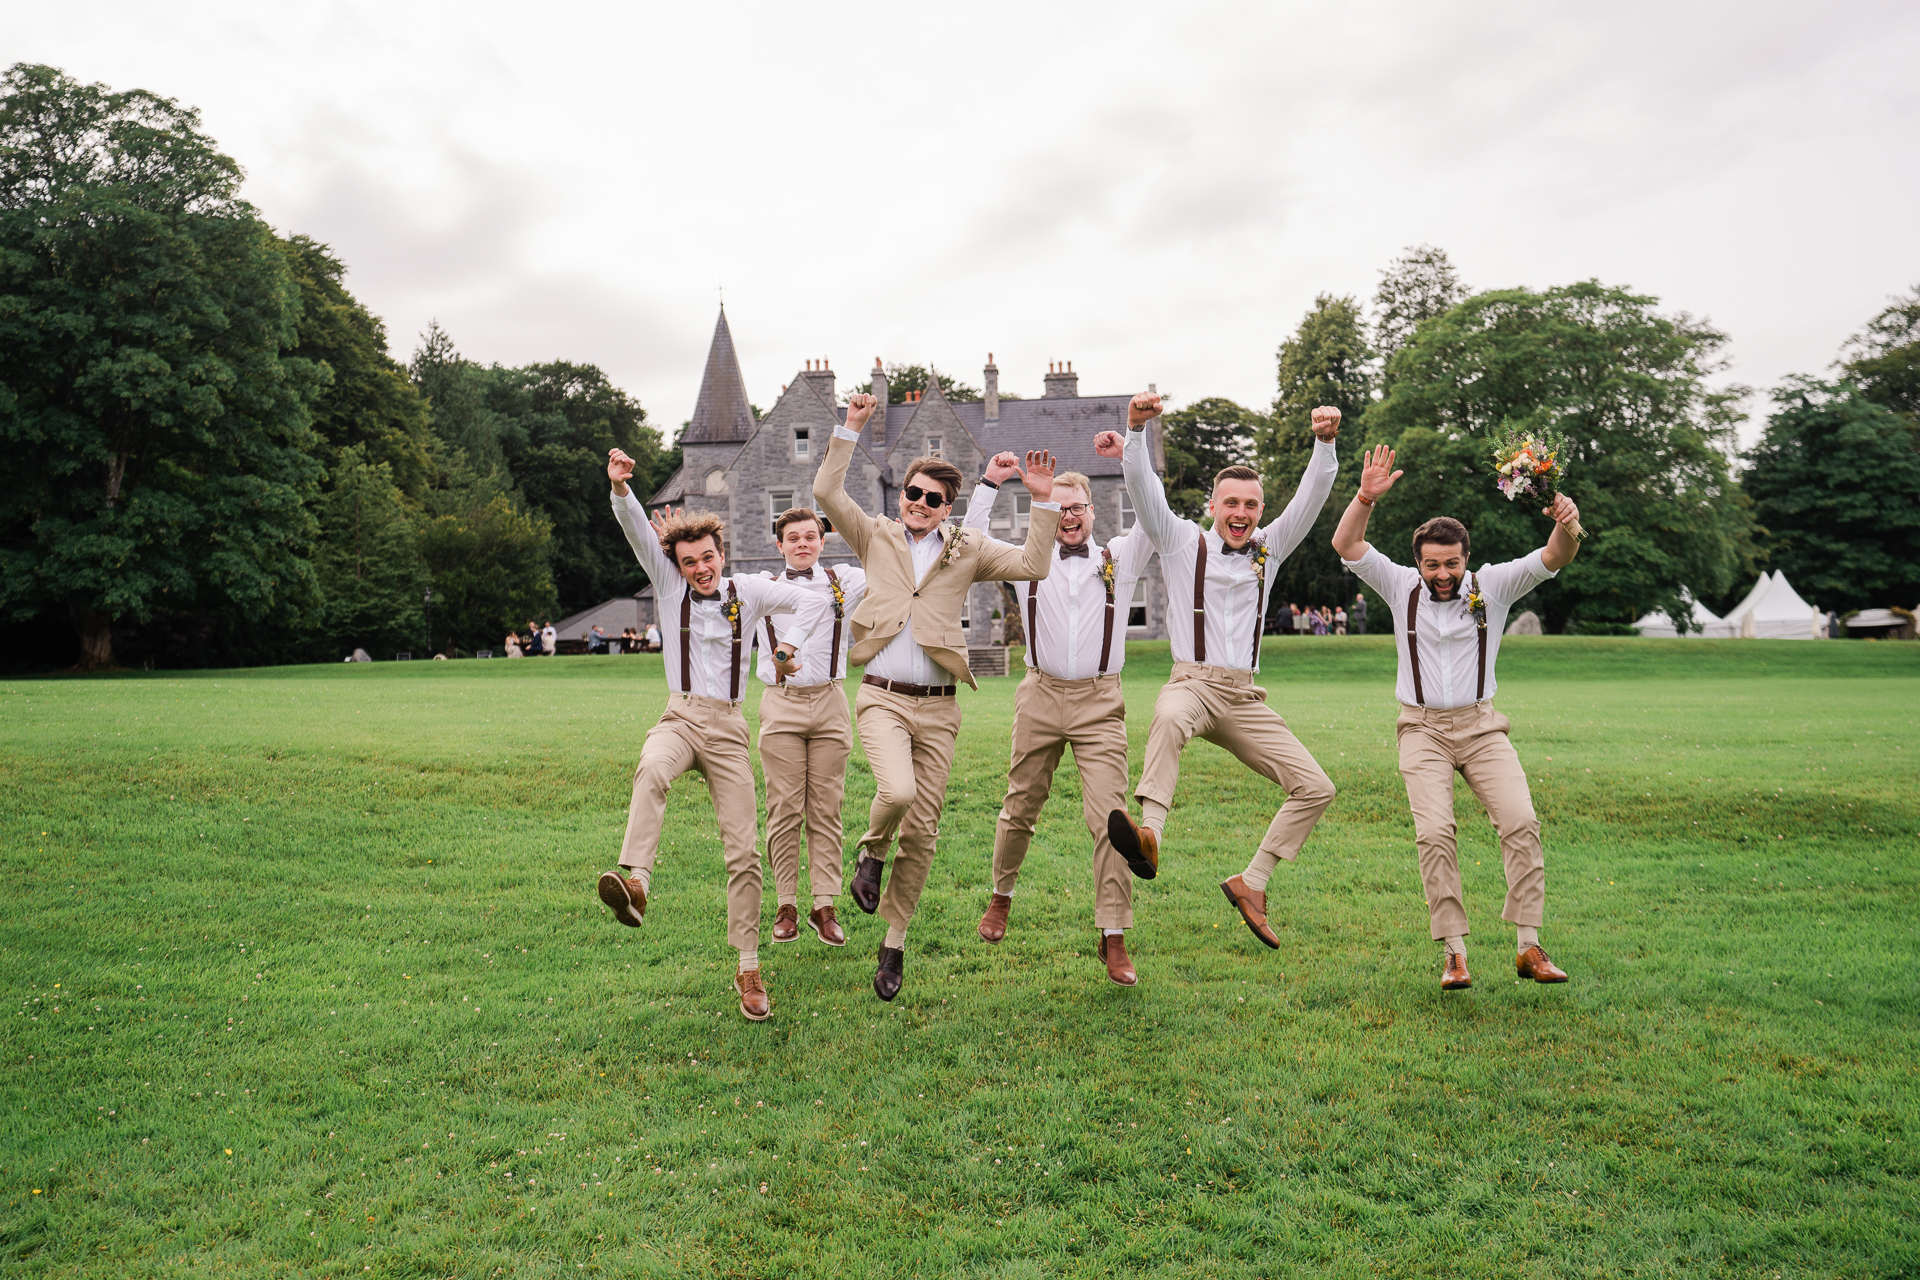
[279,236,432,497]
[1839,285,1920,420]
[416,464,556,653]
[1259,294,1372,614]
[1743,378,1920,611]
[1160,397,1257,519]
[869,363,981,403]
[1362,281,1753,633]
[306,447,428,659]
[1373,245,1468,375]
[0,63,322,669]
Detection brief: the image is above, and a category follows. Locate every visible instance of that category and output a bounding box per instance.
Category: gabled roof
[681,306,755,445]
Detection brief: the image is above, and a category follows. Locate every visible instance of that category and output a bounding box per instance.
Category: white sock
[623,866,651,895]
[777,893,798,908]
[883,923,908,949]
[737,948,759,972]
[1103,928,1124,937]
[1240,850,1282,892]
[1516,926,1539,953]
[1141,800,1169,834]
[812,894,834,911]
[1443,935,1467,957]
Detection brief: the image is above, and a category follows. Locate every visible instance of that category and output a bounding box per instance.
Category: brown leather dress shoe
[808,905,846,947]
[1098,933,1138,986]
[1219,875,1280,949]
[873,945,904,1002]
[1441,951,1472,990]
[734,968,771,1021]
[850,856,884,914]
[1106,810,1160,880]
[771,903,800,943]
[596,871,647,927]
[978,893,1012,943]
[1517,945,1569,983]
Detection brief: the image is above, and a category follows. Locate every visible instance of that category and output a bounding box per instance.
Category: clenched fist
[984,451,1022,484]
[1310,406,1341,442]
[846,392,878,432]
[1127,392,1162,428]
[1093,430,1125,459]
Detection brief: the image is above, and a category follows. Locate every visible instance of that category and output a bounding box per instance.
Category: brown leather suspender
[1251,540,1266,666]
[764,615,784,684]
[1404,574,1487,706]
[824,566,843,679]
[1191,536,1208,663]
[1098,548,1116,675]
[679,580,743,700]
[1027,578,1040,670]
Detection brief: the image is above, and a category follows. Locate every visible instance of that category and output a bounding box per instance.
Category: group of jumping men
[599,391,1581,1021]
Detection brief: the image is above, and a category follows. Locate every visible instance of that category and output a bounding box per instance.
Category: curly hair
[658,511,727,558]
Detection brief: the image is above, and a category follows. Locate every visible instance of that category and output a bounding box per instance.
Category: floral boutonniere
[1465,574,1487,630]
[828,574,846,619]
[1098,550,1116,591]
[1249,538,1270,575]
[936,522,966,570]
[723,595,743,632]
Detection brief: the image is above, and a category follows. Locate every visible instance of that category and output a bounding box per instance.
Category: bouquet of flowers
[1489,423,1586,540]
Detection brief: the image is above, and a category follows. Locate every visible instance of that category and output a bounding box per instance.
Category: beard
[1425,576,1459,602]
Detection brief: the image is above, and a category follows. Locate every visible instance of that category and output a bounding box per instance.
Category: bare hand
[1358,445,1403,503]
[1093,430,1124,459]
[609,448,636,494]
[1544,492,1580,527]
[984,451,1022,484]
[1310,406,1341,442]
[1019,449,1056,504]
[845,393,877,432]
[648,504,680,540]
[773,650,803,679]
[1127,392,1162,428]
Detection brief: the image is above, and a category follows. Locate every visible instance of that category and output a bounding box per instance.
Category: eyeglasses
[1058,503,1090,517]
[902,485,951,508]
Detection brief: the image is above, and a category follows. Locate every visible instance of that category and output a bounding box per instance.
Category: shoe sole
[1107,810,1158,880]
[808,919,847,948]
[597,872,644,927]
[772,924,801,944]
[1442,978,1473,990]
[873,980,900,1002]
[1521,972,1569,984]
[1219,881,1281,950]
[977,922,1006,945]
[738,1000,771,1022]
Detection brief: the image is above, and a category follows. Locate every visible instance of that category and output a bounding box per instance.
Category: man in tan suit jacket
[814,392,1061,1001]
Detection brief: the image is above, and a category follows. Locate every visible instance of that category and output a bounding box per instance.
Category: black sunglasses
[902,484,951,508]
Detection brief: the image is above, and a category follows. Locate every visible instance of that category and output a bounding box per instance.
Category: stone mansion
[560,307,1173,647]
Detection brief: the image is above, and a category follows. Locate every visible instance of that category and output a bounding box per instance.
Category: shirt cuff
[833,426,862,442]
[1031,501,1060,512]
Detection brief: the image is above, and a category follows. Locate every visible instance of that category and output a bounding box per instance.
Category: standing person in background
[1334,605,1348,635]
[597,446,820,1022]
[1097,393,1343,954]
[1331,443,1581,991]
[814,392,1061,1002]
[963,454,1157,986]
[754,505,867,950]
[1351,592,1369,635]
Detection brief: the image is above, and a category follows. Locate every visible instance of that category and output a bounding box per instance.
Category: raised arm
[1331,443,1403,562]
[608,448,676,583]
[1100,391,1190,553]
[961,452,1019,534]
[813,393,879,561]
[1259,407,1341,560]
[1540,493,1582,572]
[973,450,1061,582]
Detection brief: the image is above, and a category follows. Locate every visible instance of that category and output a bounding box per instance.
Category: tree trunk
[72,605,115,671]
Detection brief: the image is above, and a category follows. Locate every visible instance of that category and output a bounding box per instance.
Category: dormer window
[925,436,943,458]
[794,426,810,460]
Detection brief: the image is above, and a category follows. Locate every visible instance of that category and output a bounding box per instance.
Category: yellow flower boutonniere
[1098,552,1116,591]
[828,575,846,619]
[723,597,743,630]
[937,523,965,570]
[1465,575,1487,630]
[1249,539,1269,575]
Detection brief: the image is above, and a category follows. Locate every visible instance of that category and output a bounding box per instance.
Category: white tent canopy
[1722,571,1824,639]
[1632,596,1735,638]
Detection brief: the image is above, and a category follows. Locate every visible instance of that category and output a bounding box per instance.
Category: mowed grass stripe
[0,638,1915,1277]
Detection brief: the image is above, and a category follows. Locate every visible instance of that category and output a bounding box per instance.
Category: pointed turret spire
[682,306,755,443]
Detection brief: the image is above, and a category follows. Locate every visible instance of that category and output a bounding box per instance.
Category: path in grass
[2,639,1916,1277]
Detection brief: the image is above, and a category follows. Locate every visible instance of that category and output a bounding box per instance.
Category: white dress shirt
[753,561,868,686]
[1122,424,1338,671]
[1342,545,1557,708]
[862,523,955,687]
[963,491,1155,679]
[611,489,814,701]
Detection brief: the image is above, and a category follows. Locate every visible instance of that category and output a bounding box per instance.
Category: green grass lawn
[2,638,1916,1278]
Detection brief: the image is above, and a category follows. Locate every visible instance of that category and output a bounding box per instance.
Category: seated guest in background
[589,624,611,654]
[1334,605,1348,635]
[622,626,641,653]
[524,621,544,656]
[644,622,663,652]
[542,620,558,655]
[1310,607,1328,636]
[505,631,524,658]
[1293,603,1311,638]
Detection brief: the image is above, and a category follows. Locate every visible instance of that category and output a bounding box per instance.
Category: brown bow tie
[1221,540,1253,556]
[1057,543,1090,559]
[784,568,812,580]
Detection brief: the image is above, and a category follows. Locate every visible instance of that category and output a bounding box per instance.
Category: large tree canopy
[1743,378,1920,612]
[1839,285,1920,421]
[1159,396,1257,519]
[1372,245,1468,374]
[1361,281,1753,632]
[0,63,322,668]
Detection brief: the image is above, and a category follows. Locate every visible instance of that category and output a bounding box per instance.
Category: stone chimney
[799,357,835,406]
[983,353,999,423]
[1043,360,1078,399]
[869,357,888,442]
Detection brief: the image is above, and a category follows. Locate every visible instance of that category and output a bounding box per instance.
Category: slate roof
[681,307,755,444]
[840,391,1163,477]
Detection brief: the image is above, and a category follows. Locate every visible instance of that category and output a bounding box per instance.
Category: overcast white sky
[15,1,1920,442]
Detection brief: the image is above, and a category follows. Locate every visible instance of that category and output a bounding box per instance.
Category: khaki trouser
[992,671,1134,929]
[757,680,853,903]
[617,694,762,951]
[1135,662,1336,861]
[851,682,965,931]
[1396,701,1546,939]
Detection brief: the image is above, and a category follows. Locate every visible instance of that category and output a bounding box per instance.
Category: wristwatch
[978,476,999,489]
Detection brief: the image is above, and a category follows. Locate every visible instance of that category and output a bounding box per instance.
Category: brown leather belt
[862,674,956,698]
